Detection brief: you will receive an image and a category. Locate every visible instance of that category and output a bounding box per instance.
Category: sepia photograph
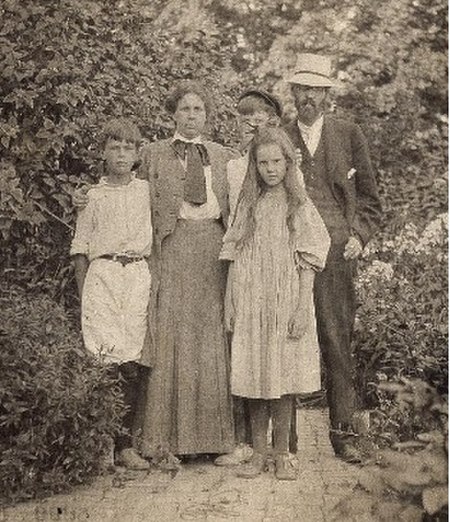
[0,0,447,520]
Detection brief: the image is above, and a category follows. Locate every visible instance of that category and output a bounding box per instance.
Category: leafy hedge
[253,0,447,228]
[1,0,447,302]
[354,213,448,404]
[2,0,447,299]
[342,213,448,520]
[0,0,447,508]
[334,379,448,521]
[0,0,242,304]
[0,286,125,503]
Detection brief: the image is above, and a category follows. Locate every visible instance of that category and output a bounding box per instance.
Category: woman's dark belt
[97,254,145,266]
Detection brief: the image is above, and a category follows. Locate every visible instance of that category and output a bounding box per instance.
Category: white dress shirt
[297,115,324,156]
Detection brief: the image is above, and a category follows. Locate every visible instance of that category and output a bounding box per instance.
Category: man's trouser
[314,242,357,432]
[289,241,357,452]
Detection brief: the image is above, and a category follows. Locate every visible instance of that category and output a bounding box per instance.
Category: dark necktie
[172,140,209,205]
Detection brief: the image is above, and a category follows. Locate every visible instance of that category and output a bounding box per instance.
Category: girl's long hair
[229,126,308,250]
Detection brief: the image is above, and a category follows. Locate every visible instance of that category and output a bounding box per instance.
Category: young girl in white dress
[220,127,330,480]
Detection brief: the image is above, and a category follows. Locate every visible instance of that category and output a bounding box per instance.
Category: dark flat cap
[238,89,283,118]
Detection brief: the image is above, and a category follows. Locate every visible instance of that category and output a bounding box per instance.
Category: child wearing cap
[226,89,283,224]
[71,118,152,470]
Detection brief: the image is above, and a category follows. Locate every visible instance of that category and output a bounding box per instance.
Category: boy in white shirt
[71,119,152,470]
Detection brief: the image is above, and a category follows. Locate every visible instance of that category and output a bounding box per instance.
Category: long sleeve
[350,124,382,246]
[224,262,235,332]
[147,182,153,251]
[226,154,249,226]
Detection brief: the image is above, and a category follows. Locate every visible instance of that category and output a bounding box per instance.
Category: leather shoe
[214,444,253,467]
[275,453,298,481]
[330,424,363,464]
[116,448,150,470]
[236,452,266,479]
[333,442,362,464]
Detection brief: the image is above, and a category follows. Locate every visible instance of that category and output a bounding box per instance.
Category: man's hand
[72,185,91,209]
[343,236,363,260]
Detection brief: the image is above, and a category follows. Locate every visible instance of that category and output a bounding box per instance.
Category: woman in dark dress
[138,81,235,460]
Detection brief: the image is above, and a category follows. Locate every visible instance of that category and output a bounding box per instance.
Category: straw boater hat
[287,53,337,88]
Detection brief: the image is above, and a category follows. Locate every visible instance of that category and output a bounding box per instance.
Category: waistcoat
[297,134,349,244]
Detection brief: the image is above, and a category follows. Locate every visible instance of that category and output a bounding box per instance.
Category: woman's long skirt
[140,219,234,456]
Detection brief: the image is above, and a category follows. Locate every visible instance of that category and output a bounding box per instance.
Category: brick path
[3,410,360,522]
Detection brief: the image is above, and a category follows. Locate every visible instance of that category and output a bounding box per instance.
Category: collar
[172,132,203,144]
[297,115,324,136]
[98,173,136,187]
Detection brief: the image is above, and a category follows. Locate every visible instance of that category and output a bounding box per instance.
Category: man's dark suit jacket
[285,116,382,246]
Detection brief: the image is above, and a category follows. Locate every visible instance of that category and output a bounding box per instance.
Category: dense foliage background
[0,0,447,509]
[0,0,446,300]
[0,286,125,503]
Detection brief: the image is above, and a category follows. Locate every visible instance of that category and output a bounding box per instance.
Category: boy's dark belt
[97,254,145,266]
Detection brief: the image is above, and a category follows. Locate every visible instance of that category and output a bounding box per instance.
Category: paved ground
[3,410,360,522]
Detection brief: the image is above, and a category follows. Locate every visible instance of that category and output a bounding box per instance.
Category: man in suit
[284,54,382,462]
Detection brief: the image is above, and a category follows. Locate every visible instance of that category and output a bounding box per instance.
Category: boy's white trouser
[82,258,151,364]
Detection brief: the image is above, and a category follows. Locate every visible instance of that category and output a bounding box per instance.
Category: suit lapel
[205,142,229,225]
[321,116,342,181]
[286,121,314,163]
[286,121,302,149]
[155,140,184,217]
[163,140,186,202]
[167,140,187,175]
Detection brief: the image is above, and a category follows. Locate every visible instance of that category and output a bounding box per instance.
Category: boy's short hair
[237,90,283,118]
[165,80,213,115]
[100,118,142,149]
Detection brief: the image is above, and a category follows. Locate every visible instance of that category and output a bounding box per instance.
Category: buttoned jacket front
[285,116,382,246]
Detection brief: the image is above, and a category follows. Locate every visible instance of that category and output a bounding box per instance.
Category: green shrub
[333,379,448,522]
[354,213,448,406]
[0,285,125,504]
[0,0,241,301]
[337,213,448,521]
